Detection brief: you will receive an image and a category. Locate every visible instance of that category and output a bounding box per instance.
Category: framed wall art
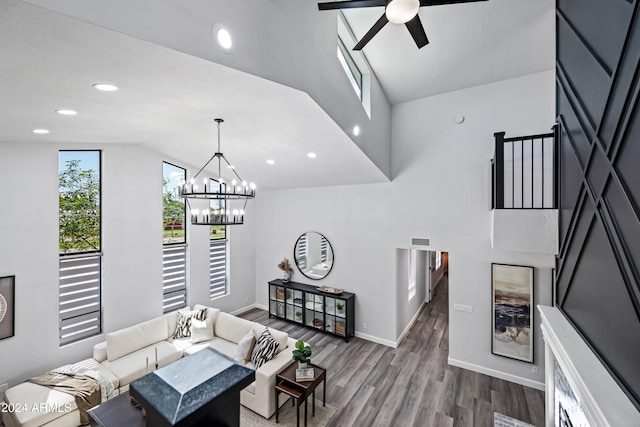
[492,264,533,363]
[0,275,15,341]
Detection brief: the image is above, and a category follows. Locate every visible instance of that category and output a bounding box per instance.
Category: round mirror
[294,232,334,280]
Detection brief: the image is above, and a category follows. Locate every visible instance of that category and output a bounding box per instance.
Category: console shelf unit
[268,279,355,342]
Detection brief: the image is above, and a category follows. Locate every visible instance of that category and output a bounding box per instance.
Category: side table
[275,363,326,427]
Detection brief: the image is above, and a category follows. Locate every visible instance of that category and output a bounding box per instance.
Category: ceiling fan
[318,0,488,50]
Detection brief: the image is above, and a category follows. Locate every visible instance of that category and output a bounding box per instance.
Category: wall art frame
[491,263,534,363]
[0,275,15,341]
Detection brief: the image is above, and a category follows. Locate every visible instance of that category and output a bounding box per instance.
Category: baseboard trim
[448,357,545,391]
[396,300,427,346]
[254,303,268,311]
[230,303,259,316]
[354,331,397,348]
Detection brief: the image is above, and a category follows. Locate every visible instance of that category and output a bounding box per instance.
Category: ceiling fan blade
[353,13,389,50]
[420,0,488,6]
[318,0,388,11]
[405,14,429,48]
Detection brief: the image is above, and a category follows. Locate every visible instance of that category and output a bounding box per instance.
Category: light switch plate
[453,303,473,313]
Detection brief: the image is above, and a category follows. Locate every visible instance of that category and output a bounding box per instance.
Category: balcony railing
[492,127,558,209]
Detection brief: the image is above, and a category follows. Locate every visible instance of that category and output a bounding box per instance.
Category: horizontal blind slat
[210,240,227,299]
[59,254,101,345]
[163,245,186,313]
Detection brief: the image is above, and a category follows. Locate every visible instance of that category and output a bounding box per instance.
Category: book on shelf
[296,368,315,382]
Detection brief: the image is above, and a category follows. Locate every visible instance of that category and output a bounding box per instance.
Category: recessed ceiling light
[307,152,317,159]
[56,109,77,116]
[212,24,233,52]
[454,115,465,124]
[266,159,275,165]
[353,125,361,136]
[33,129,49,134]
[93,83,118,92]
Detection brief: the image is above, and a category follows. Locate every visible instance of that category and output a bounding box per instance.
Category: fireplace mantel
[538,306,640,426]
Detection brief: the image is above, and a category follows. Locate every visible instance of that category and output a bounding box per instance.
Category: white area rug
[242,399,336,427]
[494,412,535,427]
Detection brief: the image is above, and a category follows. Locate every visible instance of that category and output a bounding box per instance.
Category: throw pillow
[236,332,256,363]
[251,328,280,369]
[190,318,214,344]
[173,308,207,339]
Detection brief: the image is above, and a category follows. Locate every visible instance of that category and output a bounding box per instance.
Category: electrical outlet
[363,321,367,329]
[532,366,539,374]
[244,296,249,303]
[453,303,473,313]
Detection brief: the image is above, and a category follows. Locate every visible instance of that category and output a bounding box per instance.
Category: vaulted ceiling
[0,0,554,189]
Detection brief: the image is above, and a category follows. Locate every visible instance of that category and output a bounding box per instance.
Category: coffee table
[275,363,326,427]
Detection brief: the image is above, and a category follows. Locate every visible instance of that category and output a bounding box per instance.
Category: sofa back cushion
[163,310,179,338]
[252,324,289,354]
[215,312,255,344]
[106,316,168,362]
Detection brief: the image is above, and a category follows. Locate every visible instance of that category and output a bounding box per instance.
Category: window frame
[58,149,102,346]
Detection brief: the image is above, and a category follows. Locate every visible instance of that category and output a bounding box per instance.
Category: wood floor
[240,276,545,427]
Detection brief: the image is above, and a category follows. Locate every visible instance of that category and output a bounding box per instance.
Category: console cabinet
[268,279,355,342]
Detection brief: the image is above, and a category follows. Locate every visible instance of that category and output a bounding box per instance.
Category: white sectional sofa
[2,305,296,427]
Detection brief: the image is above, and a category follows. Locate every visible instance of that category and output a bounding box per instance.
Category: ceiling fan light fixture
[385,0,420,24]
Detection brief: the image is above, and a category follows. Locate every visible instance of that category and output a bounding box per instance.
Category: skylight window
[337,13,372,118]
[337,36,362,101]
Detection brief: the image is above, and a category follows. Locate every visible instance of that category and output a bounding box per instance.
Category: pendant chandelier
[179,118,255,225]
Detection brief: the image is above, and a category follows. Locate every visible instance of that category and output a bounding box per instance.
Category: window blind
[59,254,101,345]
[321,236,328,263]
[297,234,307,270]
[210,239,227,299]
[162,245,187,313]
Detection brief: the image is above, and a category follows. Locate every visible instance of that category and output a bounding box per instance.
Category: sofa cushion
[106,316,168,362]
[3,382,78,427]
[236,332,256,363]
[252,324,288,355]
[194,304,220,326]
[190,318,214,344]
[102,341,182,387]
[251,328,280,369]
[215,312,255,344]
[173,308,207,339]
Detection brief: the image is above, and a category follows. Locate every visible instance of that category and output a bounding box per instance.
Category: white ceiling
[0,0,388,190]
[342,0,555,104]
[0,0,555,190]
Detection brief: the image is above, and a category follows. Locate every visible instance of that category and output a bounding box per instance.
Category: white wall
[255,70,556,386]
[396,249,427,339]
[0,142,255,387]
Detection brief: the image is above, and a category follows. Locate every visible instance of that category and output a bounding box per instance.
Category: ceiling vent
[411,238,430,247]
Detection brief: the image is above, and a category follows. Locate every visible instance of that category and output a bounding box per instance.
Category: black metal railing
[492,126,558,209]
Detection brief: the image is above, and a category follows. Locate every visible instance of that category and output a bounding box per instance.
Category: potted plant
[292,339,312,369]
[278,258,294,283]
[336,302,345,315]
[295,310,303,321]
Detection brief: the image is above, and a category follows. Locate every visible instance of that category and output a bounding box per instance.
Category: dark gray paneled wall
[556,0,640,410]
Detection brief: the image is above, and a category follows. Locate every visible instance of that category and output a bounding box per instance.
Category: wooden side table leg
[275,390,279,423]
[296,399,300,427]
[312,389,316,416]
[323,378,326,407]
[304,398,308,427]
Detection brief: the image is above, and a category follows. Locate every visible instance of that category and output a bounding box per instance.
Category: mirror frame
[293,231,334,280]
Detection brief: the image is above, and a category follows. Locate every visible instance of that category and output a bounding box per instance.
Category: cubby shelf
[268,279,355,342]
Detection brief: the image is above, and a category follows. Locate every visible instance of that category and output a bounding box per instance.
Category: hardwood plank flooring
[240,276,544,426]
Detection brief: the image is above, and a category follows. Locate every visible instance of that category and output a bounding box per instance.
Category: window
[408,249,417,301]
[209,178,228,299]
[337,12,372,117]
[320,236,328,263]
[337,36,363,101]
[162,162,187,313]
[58,150,102,345]
[296,233,308,270]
